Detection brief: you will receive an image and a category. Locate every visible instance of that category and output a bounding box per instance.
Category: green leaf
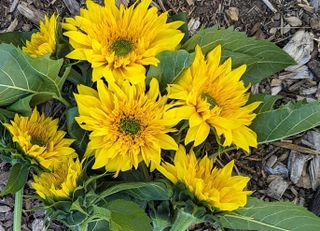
[107,199,152,231]
[124,180,172,201]
[66,107,89,155]
[147,50,194,90]
[91,205,111,221]
[0,31,32,47]
[251,101,320,144]
[87,220,110,231]
[248,93,282,113]
[182,27,295,84]
[7,93,54,115]
[0,163,30,196]
[0,108,15,121]
[0,43,69,112]
[149,201,172,231]
[170,208,201,231]
[96,181,171,203]
[218,197,320,231]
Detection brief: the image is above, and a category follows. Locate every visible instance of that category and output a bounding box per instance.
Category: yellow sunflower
[166,45,261,152]
[23,14,57,58]
[74,78,178,176]
[3,109,76,170]
[32,157,82,200]
[157,145,251,211]
[62,0,184,84]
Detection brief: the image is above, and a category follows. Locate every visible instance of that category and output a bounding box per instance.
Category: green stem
[140,162,151,181]
[171,209,201,231]
[58,97,71,108]
[13,187,24,231]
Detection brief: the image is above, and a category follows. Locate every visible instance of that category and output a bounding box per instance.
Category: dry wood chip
[225,7,239,22]
[285,16,302,27]
[9,0,19,13]
[5,18,18,32]
[283,30,314,71]
[63,0,80,15]
[17,2,44,24]
[288,151,312,184]
[266,176,289,200]
[309,156,320,190]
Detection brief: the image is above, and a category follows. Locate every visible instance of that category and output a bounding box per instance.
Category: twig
[272,141,320,155]
[261,0,278,13]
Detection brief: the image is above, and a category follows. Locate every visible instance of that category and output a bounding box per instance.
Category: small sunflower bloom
[62,0,184,84]
[74,78,178,175]
[158,145,251,211]
[32,158,82,200]
[166,45,261,152]
[3,109,76,170]
[23,14,58,58]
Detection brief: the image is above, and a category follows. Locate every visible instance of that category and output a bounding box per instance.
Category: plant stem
[13,187,24,231]
[140,162,151,181]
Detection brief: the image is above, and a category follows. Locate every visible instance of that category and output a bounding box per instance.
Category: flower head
[23,14,57,58]
[3,109,76,170]
[62,0,184,84]
[32,158,82,200]
[158,145,251,211]
[75,78,178,175]
[167,45,261,152]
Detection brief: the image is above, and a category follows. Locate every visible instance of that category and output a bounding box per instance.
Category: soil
[0,0,320,230]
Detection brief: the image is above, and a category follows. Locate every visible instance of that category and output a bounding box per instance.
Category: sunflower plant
[1,0,320,231]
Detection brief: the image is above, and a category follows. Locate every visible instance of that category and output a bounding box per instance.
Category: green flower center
[111,38,134,57]
[120,118,141,135]
[202,92,217,109]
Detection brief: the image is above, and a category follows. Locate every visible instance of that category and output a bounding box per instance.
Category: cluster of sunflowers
[2,0,320,230]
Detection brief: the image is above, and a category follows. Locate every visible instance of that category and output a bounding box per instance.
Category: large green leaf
[248,93,282,113]
[147,50,194,90]
[66,107,89,156]
[107,199,152,231]
[218,198,320,231]
[0,31,32,47]
[182,27,295,84]
[0,43,69,113]
[0,163,30,196]
[251,101,320,144]
[95,181,171,203]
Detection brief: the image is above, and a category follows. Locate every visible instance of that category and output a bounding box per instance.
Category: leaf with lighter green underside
[147,50,194,90]
[251,101,320,144]
[0,43,69,112]
[248,93,282,113]
[218,198,320,231]
[182,27,295,84]
[107,199,152,231]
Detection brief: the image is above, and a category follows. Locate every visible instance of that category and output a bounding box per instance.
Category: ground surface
[0,0,320,230]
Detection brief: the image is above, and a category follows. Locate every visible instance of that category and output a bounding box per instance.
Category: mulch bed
[0,0,320,230]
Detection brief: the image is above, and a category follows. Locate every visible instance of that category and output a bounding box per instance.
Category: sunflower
[32,158,82,200]
[157,145,251,211]
[166,45,261,152]
[23,14,57,58]
[74,78,178,175]
[62,0,184,84]
[3,109,76,170]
